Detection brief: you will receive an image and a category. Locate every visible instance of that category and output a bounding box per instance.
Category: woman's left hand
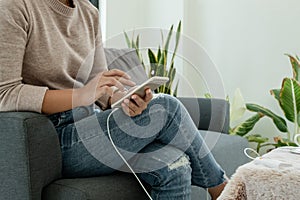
[121,88,153,117]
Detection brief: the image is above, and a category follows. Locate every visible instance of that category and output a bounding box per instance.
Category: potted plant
[230,55,300,153]
[124,21,182,96]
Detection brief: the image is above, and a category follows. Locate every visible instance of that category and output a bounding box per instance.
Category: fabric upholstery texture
[0,112,62,200]
[42,173,149,200]
[105,48,148,85]
[178,97,230,133]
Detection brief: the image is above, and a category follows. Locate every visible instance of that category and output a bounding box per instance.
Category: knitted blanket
[218,147,300,200]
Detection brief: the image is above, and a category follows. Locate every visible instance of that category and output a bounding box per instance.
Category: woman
[0,0,227,199]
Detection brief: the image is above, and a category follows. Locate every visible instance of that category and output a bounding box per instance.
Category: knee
[150,94,183,115]
[154,94,181,106]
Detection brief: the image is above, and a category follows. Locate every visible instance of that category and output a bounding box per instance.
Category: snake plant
[124,21,182,96]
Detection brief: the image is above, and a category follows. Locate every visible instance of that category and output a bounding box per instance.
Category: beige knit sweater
[0,0,107,113]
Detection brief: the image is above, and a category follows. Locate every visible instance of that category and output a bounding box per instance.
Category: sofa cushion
[42,131,249,200]
[42,173,149,200]
[42,173,205,200]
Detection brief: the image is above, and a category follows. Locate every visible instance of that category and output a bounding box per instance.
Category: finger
[121,102,130,116]
[117,76,136,87]
[144,89,153,103]
[103,69,131,79]
[124,98,144,117]
[110,90,127,104]
[99,77,125,91]
[121,102,135,117]
[102,70,136,87]
[124,99,140,113]
[131,94,147,110]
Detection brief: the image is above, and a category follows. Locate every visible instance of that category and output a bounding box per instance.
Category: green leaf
[270,89,280,101]
[246,103,288,132]
[131,39,137,49]
[230,88,246,122]
[162,25,174,61]
[173,82,179,97]
[140,60,146,71]
[157,64,165,77]
[157,52,166,76]
[168,21,182,94]
[274,139,298,147]
[135,48,143,64]
[298,112,300,128]
[226,95,230,102]
[136,35,140,50]
[204,93,212,98]
[245,134,269,144]
[279,78,300,123]
[171,21,182,64]
[124,31,132,48]
[286,54,300,82]
[230,113,264,136]
[148,49,157,64]
[175,21,182,43]
[157,46,162,62]
[157,25,173,77]
[148,49,158,77]
[167,63,175,91]
[160,30,164,47]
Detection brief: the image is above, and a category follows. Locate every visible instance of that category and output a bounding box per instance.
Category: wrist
[73,88,88,107]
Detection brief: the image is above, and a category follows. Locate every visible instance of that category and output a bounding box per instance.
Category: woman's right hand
[75,69,136,106]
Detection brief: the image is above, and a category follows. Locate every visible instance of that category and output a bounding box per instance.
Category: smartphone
[111,76,169,108]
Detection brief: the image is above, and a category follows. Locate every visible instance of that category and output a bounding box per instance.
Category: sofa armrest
[177,97,230,133]
[0,112,62,200]
[199,131,250,176]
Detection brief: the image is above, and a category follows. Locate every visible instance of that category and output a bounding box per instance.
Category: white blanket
[218,147,300,200]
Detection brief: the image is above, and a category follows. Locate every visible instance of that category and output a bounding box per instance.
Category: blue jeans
[48,94,225,199]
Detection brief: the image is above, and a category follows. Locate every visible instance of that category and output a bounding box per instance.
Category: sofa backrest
[89,0,98,8]
[104,48,148,85]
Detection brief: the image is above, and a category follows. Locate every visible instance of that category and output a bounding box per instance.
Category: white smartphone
[111,76,169,109]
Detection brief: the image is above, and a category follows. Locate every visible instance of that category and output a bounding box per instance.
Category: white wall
[103,0,144,42]
[103,0,183,48]
[102,0,300,139]
[183,0,300,139]
[184,0,300,101]
[140,0,184,29]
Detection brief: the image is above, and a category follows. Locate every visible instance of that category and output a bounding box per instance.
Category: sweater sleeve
[88,15,110,110]
[0,1,48,113]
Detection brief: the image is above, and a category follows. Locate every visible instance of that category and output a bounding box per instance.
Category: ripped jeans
[47,94,226,200]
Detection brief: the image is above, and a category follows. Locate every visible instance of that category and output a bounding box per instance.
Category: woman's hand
[121,88,153,117]
[75,69,136,107]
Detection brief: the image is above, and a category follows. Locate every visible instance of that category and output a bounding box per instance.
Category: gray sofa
[0,48,249,200]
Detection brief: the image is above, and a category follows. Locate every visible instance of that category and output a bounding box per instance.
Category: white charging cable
[107,108,153,200]
[243,148,261,160]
